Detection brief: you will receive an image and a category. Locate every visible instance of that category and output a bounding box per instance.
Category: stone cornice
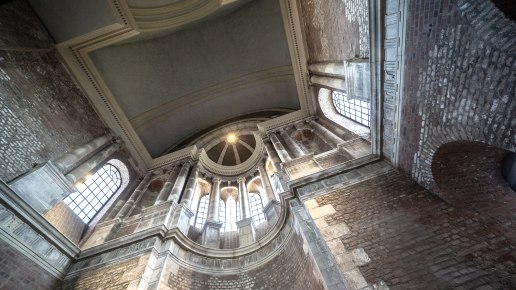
[0,181,80,257]
[75,190,295,261]
[129,0,224,32]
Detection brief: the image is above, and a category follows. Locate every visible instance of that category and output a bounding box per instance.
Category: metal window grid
[219,200,226,232]
[249,193,266,225]
[332,91,370,127]
[195,195,209,228]
[63,163,121,223]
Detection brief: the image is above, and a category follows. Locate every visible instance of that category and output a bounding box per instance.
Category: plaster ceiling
[31,0,299,159]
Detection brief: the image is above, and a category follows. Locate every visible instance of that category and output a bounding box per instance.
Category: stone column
[257,164,275,206]
[202,177,223,248]
[310,119,345,147]
[173,162,200,234]
[269,133,292,162]
[180,163,200,209]
[65,142,121,184]
[53,134,112,174]
[154,166,180,205]
[206,178,221,222]
[167,162,191,203]
[279,128,307,158]
[258,163,280,222]
[237,177,255,247]
[116,173,152,218]
[237,177,251,219]
[263,139,282,172]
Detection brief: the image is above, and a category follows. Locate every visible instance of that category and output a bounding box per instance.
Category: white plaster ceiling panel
[86,0,299,157]
[138,79,299,157]
[90,0,294,118]
[28,0,117,42]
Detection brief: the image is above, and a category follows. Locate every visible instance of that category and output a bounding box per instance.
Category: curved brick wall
[399,0,516,192]
[64,214,326,290]
[163,229,324,290]
[431,141,515,238]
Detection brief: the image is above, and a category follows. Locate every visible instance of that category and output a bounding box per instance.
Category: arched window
[195,194,209,228]
[64,163,122,223]
[332,90,370,127]
[224,196,238,232]
[219,200,226,231]
[249,192,266,224]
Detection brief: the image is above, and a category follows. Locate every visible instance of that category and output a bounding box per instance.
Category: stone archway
[431,141,515,235]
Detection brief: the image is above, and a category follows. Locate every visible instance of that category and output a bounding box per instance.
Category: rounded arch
[248,192,265,225]
[431,141,515,220]
[64,159,129,224]
[317,88,370,139]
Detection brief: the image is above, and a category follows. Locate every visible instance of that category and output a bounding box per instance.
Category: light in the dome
[226,133,238,144]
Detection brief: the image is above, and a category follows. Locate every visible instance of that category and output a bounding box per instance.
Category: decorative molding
[281,153,315,168]
[279,0,314,115]
[292,159,391,200]
[0,181,80,257]
[0,181,80,279]
[131,66,295,130]
[257,110,310,134]
[57,0,315,173]
[198,134,263,177]
[129,0,224,32]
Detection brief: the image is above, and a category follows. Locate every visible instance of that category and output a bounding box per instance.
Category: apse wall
[62,215,326,289]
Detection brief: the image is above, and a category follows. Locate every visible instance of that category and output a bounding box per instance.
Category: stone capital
[236,217,254,228]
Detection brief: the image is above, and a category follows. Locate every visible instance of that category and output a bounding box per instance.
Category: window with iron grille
[332,90,370,127]
[225,196,238,232]
[64,163,122,223]
[195,195,209,228]
[219,199,226,231]
[249,192,266,225]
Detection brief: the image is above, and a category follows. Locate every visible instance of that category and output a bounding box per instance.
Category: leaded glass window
[249,192,266,225]
[64,163,122,223]
[195,195,209,228]
[225,196,238,232]
[219,200,226,231]
[332,91,370,127]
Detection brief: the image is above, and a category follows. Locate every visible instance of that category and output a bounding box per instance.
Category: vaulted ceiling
[30,0,300,158]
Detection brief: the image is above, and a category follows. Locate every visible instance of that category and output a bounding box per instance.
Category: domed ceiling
[206,134,256,166]
[28,0,313,170]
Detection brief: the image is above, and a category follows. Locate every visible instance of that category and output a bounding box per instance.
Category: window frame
[63,163,122,223]
[194,194,210,229]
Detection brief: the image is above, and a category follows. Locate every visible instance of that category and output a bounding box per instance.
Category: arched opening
[194,194,210,228]
[318,88,370,139]
[249,192,265,225]
[63,162,122,223]
[432,141,515,224]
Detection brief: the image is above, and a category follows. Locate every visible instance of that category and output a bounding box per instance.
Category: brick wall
[431,141,515,239]
[0,0,108,182]
[165,230,325,290]
[398,0,516,189]
[0,239,61,289]
[44,201,86,244]
[299,0,369,62]
[63,255,150,289]
[313,171,515,289]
